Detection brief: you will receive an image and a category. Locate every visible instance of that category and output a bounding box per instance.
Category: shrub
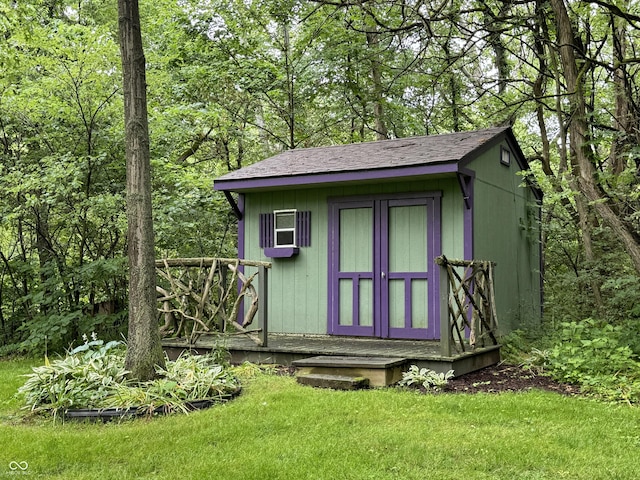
[527,319,640,403]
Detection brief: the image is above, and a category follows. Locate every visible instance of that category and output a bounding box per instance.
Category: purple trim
[431,195,442,338]
[327,202,336,335]
[405,278,412,329]
[328,191,442,204]
[378,201,387,338]
[264,247,299,258]
[457,172,472,210]
[237,194,245,260]
[387,273,429,279]
[259,213,274,248]
[237,194,246,325]
[457,173,475,260]
[387,273,429,334]
[296,211,311,247]
[455,173,474,332]
[328,192,442,340]
[328,200,376,336]
[214,163,459,192]
[330,274,376,336]
[260,211,310,250]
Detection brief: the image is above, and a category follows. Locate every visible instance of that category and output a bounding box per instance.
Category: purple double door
[328,193,441,340]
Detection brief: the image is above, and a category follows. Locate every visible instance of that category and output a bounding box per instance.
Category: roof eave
[214,162,461,192]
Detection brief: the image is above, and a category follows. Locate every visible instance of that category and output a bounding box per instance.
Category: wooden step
[297,373,369,390]
[293,356,407,387]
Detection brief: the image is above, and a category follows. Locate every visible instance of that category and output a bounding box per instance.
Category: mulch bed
[281,363,580,395]
[443,363,580,395]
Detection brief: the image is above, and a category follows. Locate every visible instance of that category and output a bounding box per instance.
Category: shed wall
[469,142,542,332]
[242,178,464,335]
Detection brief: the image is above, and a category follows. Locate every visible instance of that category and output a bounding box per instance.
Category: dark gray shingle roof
[216,127,510,183]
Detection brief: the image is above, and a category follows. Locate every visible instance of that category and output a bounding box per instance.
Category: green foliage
[525,319,640,404]
[18,336,128,416]
[1,0,640,392]
[20,310,85,354]
[601,274,640,323]
[499,328,542,365]
[154,352,237,401]
[0,1,128,354]
[399,365,455,391]
[17,336,239,418]
[109,353,238,416]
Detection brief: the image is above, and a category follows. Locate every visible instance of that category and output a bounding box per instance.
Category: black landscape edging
[63,387,241,422]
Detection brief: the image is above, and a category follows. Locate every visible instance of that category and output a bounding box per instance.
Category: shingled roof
[215,126,518,191]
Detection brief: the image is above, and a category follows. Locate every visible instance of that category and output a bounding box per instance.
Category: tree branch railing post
[439,261,452,357]
[258,264,268,347]
[155,258,272,347]
[436,255,498,356]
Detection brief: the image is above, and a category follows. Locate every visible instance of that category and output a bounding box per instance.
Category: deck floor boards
[163,333,450,359]
[162,334,497,361]
[162,334,501,377]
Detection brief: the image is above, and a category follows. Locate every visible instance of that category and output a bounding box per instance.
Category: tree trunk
[283,22,296,149]
[572,183,604,309]
[118,0,164,381]
[365,29,388,140]
[549,0,640,277]
[609,15,628,175]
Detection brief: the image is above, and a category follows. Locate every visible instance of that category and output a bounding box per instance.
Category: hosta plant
[399,365,455,391]
[19,335,128,416]
[17,335,239,418]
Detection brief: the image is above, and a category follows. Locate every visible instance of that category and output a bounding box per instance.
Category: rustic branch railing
[436,255,499,356]
[155,258,271,347]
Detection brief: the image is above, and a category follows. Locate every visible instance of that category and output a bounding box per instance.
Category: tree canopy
[0,0,639,355]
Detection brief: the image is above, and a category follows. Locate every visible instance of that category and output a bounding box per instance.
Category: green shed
[214,127,542,345]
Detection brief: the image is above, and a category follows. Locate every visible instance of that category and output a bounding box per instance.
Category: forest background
[0,0,639,369]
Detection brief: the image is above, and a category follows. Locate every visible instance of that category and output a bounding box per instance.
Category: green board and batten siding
[469,142,542,332]
[214,127,543,339]
[242,179,464,335]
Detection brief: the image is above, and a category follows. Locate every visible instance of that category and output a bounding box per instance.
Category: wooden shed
[208,127,542,374]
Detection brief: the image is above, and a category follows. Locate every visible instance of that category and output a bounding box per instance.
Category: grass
[2,358,640,479]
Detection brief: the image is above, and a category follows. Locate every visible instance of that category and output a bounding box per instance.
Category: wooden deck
[162,334,500,377]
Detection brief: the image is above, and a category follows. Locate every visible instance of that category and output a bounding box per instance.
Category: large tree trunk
[549,0,640,276]
[118,0,164,381]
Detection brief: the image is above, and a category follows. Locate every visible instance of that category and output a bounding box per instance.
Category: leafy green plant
[155,352,238,401]
[17,335,239,418]
[527,319,640,403]
[520,348,551,375]
[499,328,545,365]
[399,365,454,391]
[18,336,129,417]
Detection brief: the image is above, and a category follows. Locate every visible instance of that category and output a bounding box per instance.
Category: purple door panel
[328,193,441,339]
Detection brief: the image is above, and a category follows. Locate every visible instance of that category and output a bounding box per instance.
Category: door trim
[327,192,442,339]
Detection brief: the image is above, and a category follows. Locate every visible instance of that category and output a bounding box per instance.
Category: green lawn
[2,358,640,479]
